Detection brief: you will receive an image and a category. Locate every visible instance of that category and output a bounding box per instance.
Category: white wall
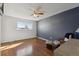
[2,15,36,43]
[0,15,1,43]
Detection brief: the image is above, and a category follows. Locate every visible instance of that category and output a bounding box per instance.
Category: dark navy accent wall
[37,7,79,40]
[74,32,79,39]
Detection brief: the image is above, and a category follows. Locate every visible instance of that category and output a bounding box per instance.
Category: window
[16,20,33,30]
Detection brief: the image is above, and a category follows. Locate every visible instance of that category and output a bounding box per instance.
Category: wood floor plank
[0,38,54,56]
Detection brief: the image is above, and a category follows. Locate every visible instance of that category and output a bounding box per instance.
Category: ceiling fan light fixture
[31,6,44,17]
[33,13,38,17]
[33,12,44,17]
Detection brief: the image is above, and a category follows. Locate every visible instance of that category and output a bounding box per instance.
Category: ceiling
[3,3,79,21]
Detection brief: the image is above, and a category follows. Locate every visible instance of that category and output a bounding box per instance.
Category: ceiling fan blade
[30,6,44,17]
[31,14,33,16]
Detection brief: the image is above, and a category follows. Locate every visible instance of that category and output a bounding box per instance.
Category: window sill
[16,28,32,31]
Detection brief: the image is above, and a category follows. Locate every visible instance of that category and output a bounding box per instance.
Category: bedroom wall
[0,15,1,43]
[1,15,37,43]
[37,7,79,40]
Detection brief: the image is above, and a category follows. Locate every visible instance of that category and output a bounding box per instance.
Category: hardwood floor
[0,38,54,56]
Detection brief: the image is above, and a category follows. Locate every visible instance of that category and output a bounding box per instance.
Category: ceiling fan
[0,3,4,16]
[31,6,44,17]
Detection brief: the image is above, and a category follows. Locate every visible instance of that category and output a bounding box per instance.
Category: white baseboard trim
[1,37,36,43]
[38,37,48,41]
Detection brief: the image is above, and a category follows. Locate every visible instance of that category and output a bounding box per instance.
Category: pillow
[53,40,60,45]
[64,38,69,41]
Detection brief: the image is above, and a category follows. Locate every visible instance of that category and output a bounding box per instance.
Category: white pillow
[64,38,69,41]
[53,40,60,45]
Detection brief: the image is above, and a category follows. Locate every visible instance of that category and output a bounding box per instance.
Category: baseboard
[38,37,48,41]
[1,37,47,44]
[1,37,36,44]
